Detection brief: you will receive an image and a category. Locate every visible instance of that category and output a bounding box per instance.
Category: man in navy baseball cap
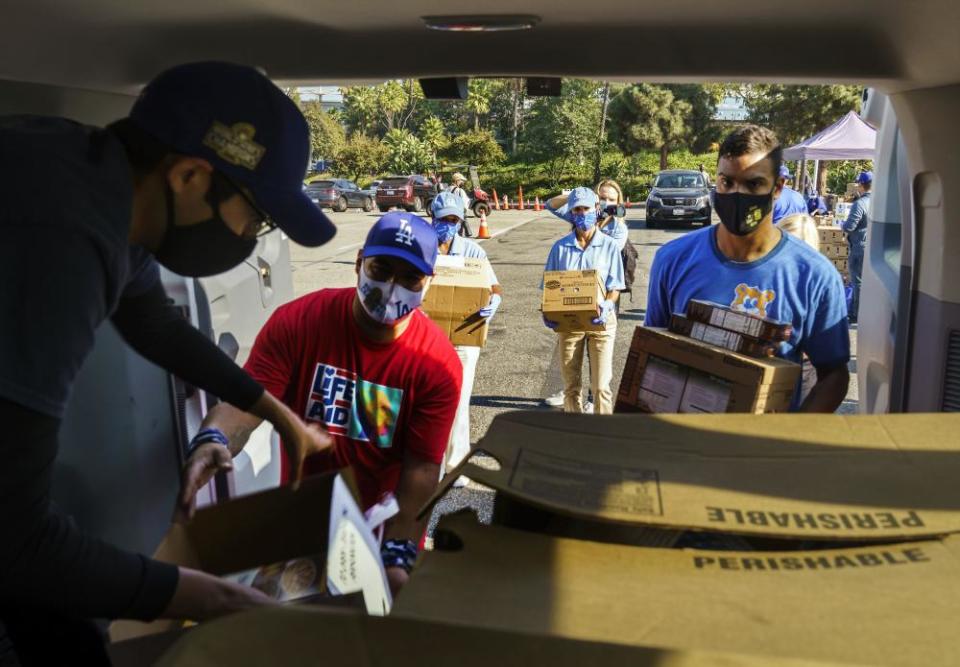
[180,210,462,597]
[0,60,340,663]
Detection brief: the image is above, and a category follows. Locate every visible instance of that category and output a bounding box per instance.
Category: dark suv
[376,175,437,213]
[305,179,375,212]
[645,170,712,228]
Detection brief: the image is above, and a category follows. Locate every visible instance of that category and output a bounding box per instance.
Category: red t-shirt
[244,288,462,509]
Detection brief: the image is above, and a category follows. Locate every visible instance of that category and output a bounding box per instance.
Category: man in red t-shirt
[178,212,462,592]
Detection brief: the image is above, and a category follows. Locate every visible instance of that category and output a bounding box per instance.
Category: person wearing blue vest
[843,171,873,323]
[429,192,503,480]
[772,164,808,223]
[646,125,850,413]
[542,187,625,414]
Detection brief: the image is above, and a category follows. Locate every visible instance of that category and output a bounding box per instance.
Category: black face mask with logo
[712,188,775,237]
[154,180,257,277]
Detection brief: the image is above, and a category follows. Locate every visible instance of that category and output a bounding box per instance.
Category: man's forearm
[799,365,850,413]
[383,458,441,543]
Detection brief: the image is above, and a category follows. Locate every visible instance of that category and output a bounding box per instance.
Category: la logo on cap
[203,121,266,170]
[395,218,415,246]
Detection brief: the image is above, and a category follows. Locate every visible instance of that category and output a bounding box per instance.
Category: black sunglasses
[211,171,277,238]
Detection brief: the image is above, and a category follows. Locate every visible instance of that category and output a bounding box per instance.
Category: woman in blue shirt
[542,187,625,414]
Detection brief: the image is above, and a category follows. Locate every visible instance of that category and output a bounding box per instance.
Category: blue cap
[362,212,438,276]
[129,61,336,248]
[857,170,873,184]
[779,164,792,179]
[567,186,598,210]
[431,191,464,222]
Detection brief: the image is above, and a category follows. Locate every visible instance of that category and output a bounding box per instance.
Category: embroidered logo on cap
[202,121,266,170]
[394,218,415,246]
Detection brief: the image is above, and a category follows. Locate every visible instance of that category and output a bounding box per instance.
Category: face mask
[571,210,597,233]
[154,184,257,277]
[356,270,424,325]
[434,221,459,244]
[712,189,775,236]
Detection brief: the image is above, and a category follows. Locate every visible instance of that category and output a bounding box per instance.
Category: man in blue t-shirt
[842,170,873,323]
[646,125,850,412]
[772,164,808,223]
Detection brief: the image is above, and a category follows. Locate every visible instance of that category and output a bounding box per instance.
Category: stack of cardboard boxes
[616,301,800,414]
[818,225,850,282]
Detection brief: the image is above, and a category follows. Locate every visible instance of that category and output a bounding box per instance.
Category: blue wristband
[380,539,418,573]
[187,427,229,457]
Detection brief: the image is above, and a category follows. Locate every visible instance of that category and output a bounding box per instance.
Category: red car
[375,175,436,213]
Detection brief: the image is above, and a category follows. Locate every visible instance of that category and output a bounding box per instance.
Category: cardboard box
[395,512,960,667]
[110,473,391,642]
[686,300,792,341]
[669,313,778,358]
[818,225,844,243]
[542,269,606,332]
[833,257,849,272]
[616,327,799,414]
[821,243,849,259]
[421,255,492,347]
[149,607,847,667]
[424,411,960,542]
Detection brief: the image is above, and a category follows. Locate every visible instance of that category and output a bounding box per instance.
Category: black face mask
[154,183,257,277]
[712,189,775,236]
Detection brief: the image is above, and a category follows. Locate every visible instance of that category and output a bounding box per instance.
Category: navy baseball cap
[779,164,792,179]
[857,170,874,184]
[362,212,438,275]
[129,61,336,248]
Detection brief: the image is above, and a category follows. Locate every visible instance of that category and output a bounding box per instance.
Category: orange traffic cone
[518,185,525,210]
[477,211,491,239]
[534,195,542,212]
[492,188,501,211]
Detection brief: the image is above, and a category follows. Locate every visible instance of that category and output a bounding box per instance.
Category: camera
[598,203,626,219]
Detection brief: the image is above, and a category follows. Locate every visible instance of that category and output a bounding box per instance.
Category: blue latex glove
[592,299,615,325]
[542,314,559,330]
[479,293,502,320]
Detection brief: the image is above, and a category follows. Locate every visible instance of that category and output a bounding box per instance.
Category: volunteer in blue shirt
[542,187,626,414]
[772,164,808,223]
[646,125,850,413]
[842,171,872,323]
[0,62,337,663]
[430,192,503,480]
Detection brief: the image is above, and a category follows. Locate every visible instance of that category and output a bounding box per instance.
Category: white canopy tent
[783,111,877,195]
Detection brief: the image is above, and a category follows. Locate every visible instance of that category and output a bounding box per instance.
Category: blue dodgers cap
[362,212,438,276]
[779,164,792,179]
[857,170,874,184]
[129,61,335,248]
[431,191,465,222]
[567,186,598,211]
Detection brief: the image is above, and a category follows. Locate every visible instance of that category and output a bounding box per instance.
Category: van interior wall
[889,83,960,411]
[1,80,182,557]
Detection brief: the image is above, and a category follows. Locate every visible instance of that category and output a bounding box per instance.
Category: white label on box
[327,475,392,615]
[638,357,687,413]
[692,322,742,350]
[709,309,725,327]
[679,372,731,413]
[434,254,466,269]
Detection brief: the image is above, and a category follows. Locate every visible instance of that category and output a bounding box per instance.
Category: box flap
[395,512,960,666]
[430,256,492,288]
[421,411,960,540]
[153,606,852,666]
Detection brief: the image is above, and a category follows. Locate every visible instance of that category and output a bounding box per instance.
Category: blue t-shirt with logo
[772,186,808,223]
[645,226,849,405]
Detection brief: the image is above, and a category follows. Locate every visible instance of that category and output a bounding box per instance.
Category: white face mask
[357,270,425,325]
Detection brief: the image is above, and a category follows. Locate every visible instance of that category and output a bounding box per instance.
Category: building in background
[299,86,344,113]
[715,95,749,122]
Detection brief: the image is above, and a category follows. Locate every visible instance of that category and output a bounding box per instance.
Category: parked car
[375,175,437,213]
[645,169,712,228]
[305,178,375,212]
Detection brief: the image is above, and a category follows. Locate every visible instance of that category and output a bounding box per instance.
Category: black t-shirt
[0,115,160,418]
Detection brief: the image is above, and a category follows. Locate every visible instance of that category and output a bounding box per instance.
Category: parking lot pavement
[286,205,860,533]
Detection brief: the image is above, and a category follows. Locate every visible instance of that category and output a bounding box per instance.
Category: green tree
[300,100,345,163]
[332,134,388,182]
[419,115,449,155]
[442,129,506,170]
[383,129,433,174]
[664,83,725,153]
[743,84,863,145]
[340,86,380,136]
[607,84,691,170]
[465,78,494,130]
[378,80,408,132]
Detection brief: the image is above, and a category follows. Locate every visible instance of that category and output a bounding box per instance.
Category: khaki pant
[558,319,617,415]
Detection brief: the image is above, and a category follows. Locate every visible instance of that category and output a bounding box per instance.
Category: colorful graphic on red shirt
[305,362,403,449]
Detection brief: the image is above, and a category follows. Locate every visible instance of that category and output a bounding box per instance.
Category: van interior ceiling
[1,0,957,617]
